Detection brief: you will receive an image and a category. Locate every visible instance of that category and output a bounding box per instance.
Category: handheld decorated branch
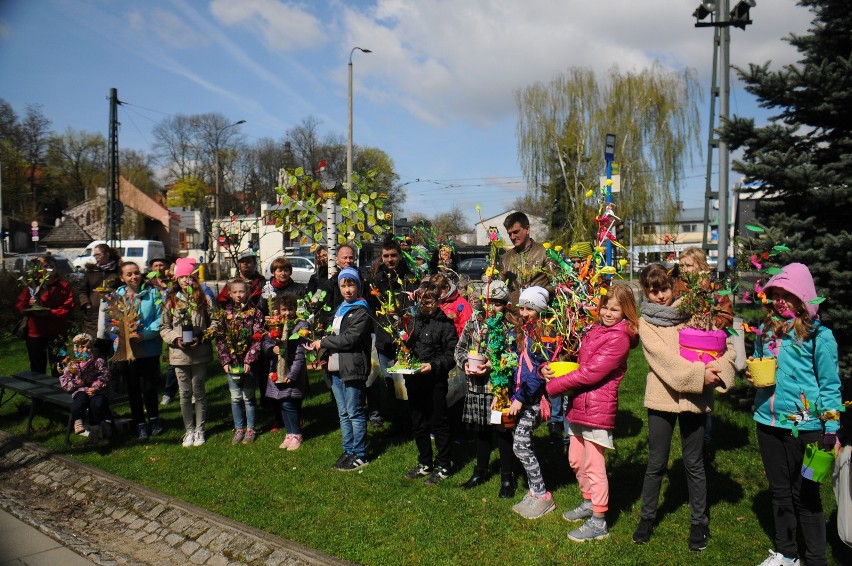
[676,271,728,332]
[484,313,518,411]
[542,242,612,361]
[279,289,330,363]
[207,304,264,374]
[372,285,418,370]
[103,291,141,363]
[18,258,51,311]
[728,223,791,307]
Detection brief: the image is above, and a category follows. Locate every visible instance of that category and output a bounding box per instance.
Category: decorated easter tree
[271,167,394,250]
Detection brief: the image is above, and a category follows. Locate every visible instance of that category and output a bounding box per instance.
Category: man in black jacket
[366,236,421,431]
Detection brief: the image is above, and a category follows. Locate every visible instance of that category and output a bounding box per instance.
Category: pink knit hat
[173,257,197,279]
[764,262,820,319]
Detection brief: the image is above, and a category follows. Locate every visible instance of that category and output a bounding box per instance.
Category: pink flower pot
[678,328,727,364]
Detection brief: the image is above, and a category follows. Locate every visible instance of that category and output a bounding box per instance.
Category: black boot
[498,473,516,498]
[461,468,487,490]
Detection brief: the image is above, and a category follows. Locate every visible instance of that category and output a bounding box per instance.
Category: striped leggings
[513,404,546,495]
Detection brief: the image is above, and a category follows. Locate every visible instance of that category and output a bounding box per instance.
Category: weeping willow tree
[515,62,702,243]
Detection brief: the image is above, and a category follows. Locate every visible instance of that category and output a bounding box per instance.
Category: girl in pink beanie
[159,258,217,448]
[752,263,841,566]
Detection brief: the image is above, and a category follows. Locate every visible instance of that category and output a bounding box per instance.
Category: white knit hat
[518,286,549,312]
[485,280,510,302]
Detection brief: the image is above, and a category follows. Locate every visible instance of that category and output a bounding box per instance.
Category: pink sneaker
[287,434,303,451]
[279,434,293,450]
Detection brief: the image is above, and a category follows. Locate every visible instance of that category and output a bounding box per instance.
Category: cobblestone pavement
[0,432,349,566]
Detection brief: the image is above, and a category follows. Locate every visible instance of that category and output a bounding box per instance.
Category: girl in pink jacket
[545,284,639,542]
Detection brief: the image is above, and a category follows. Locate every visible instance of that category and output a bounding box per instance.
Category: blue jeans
[330,374,367,458]
[281,398,303,435]
[226,371,257,430]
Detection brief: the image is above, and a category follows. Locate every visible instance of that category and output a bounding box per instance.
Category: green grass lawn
[0,334,848,565]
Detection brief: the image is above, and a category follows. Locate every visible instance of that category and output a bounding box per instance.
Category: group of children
[56,247,842,564]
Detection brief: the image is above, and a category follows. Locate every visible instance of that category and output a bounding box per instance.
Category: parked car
[457,256,488,280]
[263,255,315,285]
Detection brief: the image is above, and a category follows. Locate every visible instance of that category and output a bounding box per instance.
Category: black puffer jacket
[320,305,373,382]
[406,309,458,381]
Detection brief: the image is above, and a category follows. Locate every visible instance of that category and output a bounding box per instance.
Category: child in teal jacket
[751,263,841,566]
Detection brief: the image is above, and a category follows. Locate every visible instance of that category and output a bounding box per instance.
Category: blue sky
[0,0,811,225]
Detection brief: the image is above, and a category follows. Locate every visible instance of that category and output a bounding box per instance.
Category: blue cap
[338,267,361,289]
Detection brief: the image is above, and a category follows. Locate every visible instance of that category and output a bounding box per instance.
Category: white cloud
[209,0,326,52]
[330,0,811,128]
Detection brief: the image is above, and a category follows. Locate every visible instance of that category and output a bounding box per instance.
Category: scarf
[271,277,292,290]
[640,302,690,327]
[335,298,369,319]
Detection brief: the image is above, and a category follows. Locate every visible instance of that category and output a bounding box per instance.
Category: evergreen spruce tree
[721,0,852,381]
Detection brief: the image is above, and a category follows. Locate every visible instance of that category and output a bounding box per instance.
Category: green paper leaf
[724,327,739,337]
[717,289,732,296]
[808,297,826,305]
[745,224,765,233]
[773,244,791,253]
[765,267,784,275]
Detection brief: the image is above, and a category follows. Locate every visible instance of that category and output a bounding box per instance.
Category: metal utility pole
[106,88,122,246]
[694,0,755,276]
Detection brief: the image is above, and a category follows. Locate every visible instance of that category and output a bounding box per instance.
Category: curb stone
[0,430,351,566]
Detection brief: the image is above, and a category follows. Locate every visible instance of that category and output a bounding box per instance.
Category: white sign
[600,175,621,193]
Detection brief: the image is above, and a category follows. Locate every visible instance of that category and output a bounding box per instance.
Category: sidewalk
[0,507,95,565]
[0,431,348,566]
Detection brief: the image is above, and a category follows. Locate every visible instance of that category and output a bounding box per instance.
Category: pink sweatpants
[568,434,609,513]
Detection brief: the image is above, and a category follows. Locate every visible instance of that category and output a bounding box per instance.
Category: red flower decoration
[270,329,280,339]
[269,372,278,381]
[252,332,263,342]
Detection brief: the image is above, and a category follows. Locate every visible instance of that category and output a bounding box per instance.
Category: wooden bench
[1,371,128,445]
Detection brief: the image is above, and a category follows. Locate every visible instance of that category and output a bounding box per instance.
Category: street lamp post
[347,47,372,190]
[604,133,616,267]
[213,119,246,282]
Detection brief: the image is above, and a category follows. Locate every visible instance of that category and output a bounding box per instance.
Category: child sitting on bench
[59,333,111,441]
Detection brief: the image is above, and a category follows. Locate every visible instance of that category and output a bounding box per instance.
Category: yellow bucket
[548,361,580,378]
[747,357,777,388]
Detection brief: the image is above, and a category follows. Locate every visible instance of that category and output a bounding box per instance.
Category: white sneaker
[160,395,173,406]
[757,550,800,566]
[193,429,206,447]
[182,431,194,448]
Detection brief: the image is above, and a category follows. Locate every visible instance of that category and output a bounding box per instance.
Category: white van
[73,240,166,272]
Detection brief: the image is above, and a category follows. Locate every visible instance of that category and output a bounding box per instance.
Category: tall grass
[0,335,847,565]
